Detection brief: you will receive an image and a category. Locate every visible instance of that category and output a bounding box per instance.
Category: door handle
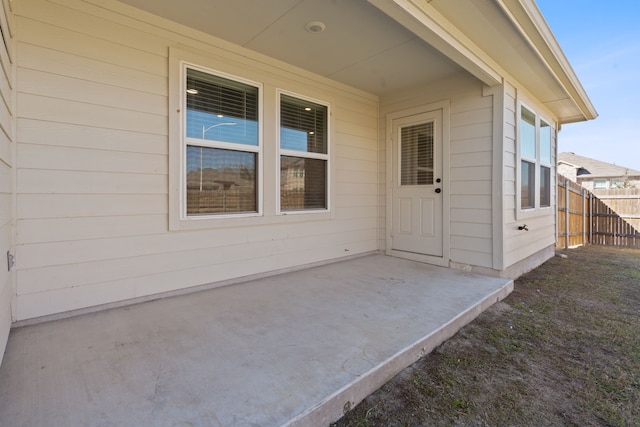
[435,188,441,194]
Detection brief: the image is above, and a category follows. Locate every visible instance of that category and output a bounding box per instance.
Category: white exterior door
[391,110,443,257]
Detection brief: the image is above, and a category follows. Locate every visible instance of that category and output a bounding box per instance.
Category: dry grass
[332,245,640,427]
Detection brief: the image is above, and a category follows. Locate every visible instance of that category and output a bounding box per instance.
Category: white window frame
[276,89,331,215]
[169,48,265,231]
[593,179,608,189]
[611,179,625,188]
[181,63,263,220]
[516,100,556,218]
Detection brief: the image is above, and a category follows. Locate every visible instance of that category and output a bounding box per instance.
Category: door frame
[385,101,451,267]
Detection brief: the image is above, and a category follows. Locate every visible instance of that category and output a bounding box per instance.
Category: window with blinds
[184,66,260,216]
[401,122,434,186]
[279,93,328,211]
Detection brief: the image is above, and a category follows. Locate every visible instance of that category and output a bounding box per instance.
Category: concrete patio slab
[0,254,512,426]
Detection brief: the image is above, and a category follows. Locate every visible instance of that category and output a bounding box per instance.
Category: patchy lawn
[333,245,640,427]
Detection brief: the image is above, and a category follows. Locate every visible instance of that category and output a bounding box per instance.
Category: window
[401,122,434,186]
[611,179,625,188]
[520,107,536,209]
[594,179,608,189]
[539,120,552,207]
[519,105,554,211]
[279,93,329,212]
[183,66,260,216]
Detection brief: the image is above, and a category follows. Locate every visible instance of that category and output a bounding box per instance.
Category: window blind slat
[400,122,434,186]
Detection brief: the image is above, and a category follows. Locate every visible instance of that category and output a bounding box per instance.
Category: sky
[535,0,640,171]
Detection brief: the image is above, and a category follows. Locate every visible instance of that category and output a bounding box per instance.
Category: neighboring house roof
[558,152,640,179]
[118,0,596,124]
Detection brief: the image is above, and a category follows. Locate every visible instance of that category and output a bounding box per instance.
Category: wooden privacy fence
[557,175,640,249]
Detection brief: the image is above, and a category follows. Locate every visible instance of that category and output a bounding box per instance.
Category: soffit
[118,0,462,96]
[117,0,593,123]
[429,0,595,123]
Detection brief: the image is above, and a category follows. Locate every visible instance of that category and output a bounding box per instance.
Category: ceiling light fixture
[305,21,326,33]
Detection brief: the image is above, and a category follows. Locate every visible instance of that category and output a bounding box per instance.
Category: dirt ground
[333,245,640,427]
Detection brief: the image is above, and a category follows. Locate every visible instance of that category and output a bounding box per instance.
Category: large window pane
[401,122,434,186]
[280,156,326,210]
[540,120,551,164]
[520,106,536,159]
[521,160,535,209]
[186,68,259,146]
[280,94,327,153]
[186,146,257,215]
[540,165,551,207]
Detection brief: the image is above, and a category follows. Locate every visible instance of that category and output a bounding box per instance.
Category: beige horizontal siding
[17,194,167,219]
[17,119,167,155]
[15,0,379,320]
[17,169,167,194]
[448,84,494,268]
[17,215,168,244]
[18,68,167,115]
[502,81,557,269]
[19,17,167,76]
[17,144,167,174]
[0,0,13,361]
[18,93,166,134]
[19,43,166,95]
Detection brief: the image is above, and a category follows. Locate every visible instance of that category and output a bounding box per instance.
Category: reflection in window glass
[520,106,536,159]
[280,156,326,210]
[540,120,551,164]
[521,160,535,209]
[186,146,257,215]
[540,165,550,207]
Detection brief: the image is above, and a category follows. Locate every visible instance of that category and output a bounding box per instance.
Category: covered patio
[0,254,511,426]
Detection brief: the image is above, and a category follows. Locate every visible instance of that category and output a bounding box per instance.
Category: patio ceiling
[117,0,466,97]
[118,0,596,123]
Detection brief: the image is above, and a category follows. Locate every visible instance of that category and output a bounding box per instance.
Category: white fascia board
[558,160,581,169]
[368,0,502,87]
[495,0,598,122]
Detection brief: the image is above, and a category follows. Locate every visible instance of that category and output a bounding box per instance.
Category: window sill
[169,210,333,231]
[516,205,553,221]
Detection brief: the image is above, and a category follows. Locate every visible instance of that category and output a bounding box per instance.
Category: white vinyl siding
[381,75,494,269]
[503,83,557,269]
[448,91,494,268]
[14,0,379,320]
[0,0,14,363]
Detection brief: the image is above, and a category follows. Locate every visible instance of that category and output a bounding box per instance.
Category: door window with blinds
[400,121,434,186]
[184,66,260,216]
[279,93,329,212]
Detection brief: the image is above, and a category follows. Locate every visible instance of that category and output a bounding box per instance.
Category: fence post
[589,193,593,244]
[582,189,586,246]
[565,179,569,249]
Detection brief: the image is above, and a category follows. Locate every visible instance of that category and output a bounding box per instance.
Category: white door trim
[385,100,450,267]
